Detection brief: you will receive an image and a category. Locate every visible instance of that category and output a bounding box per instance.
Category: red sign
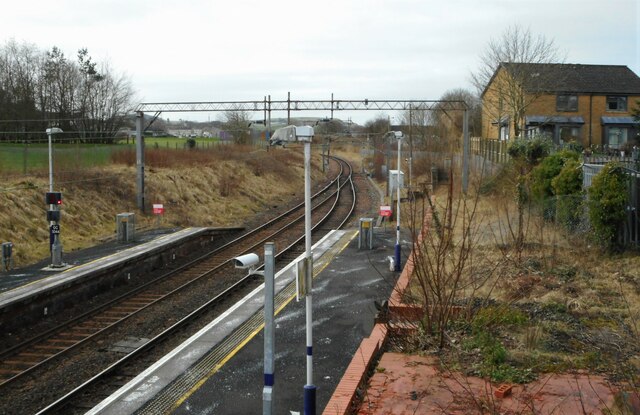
[153,203,165,215]
[380,205,392,217]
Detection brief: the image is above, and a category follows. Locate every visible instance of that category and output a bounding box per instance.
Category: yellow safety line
[172,323,266,409]
[171,230,357,408]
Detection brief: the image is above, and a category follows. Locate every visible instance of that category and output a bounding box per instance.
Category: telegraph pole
[135,111,145,212]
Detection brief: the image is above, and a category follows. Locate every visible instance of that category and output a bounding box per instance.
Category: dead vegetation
[0,145,319,266]
[391,163,640,413]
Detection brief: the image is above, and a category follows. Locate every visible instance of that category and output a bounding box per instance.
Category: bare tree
[75,51,135,143]
[398,106,430,149]
[43,46,81,133]
[0,41,135,143]
[433,89,481,137]
[363,115,391,179]
[0,40,43,141]
[222,109,251,144]
[472,26,565,138]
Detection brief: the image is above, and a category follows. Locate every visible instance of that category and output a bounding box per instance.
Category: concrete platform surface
[0,227,186,294]
[0,227,209,309]
[89,226,406,415]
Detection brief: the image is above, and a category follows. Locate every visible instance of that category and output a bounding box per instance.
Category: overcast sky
[2,0,639,124]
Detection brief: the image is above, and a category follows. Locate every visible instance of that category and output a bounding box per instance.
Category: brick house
[481,63,640,148]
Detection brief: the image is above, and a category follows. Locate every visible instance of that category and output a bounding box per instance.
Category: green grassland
[0,137,221,174]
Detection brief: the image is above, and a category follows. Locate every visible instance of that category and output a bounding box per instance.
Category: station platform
[0,227,242,329]
[87,225,406,414]
[0,227,204,294]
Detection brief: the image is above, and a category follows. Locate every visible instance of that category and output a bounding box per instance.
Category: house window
[500,125,509,141]
[558,126,581,144]
[556,94,578,111]
[606,96,627,112]
[607,127,628,149]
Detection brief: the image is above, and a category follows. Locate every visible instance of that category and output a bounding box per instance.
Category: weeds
[406,171,483,348]
[0,146,310,266]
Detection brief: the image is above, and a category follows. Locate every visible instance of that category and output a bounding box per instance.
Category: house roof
[497,63,640,95]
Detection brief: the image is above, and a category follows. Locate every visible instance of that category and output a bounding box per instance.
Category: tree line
[0,39,134,143]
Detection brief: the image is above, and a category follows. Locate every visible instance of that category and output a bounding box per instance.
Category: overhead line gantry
[132,94,469,212]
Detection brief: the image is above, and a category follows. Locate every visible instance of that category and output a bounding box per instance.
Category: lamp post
[269,125,316,415]
[392,131,403,272]
[46,127,64,267]
[46,127,62,192]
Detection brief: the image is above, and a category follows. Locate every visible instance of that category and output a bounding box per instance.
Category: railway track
[0,156,358,415]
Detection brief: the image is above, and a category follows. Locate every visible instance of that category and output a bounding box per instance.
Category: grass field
[0,137,223,174]
[0,143,129,173]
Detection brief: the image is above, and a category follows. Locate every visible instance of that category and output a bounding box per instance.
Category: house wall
[481,68,509,140]
[481,86,499,140]
[482,76,640,146]
[526,94,640,147]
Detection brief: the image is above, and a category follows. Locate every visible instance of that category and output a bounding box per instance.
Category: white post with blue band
[263,242,276,415]
[303,139,316,415]
[393,131,403,272]
[269,125,316,414]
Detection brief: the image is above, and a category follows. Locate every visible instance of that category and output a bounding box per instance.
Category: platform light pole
[392,131,403,272]
[46,127,64,267]
[46,127,62,192]
[269,125,316,415]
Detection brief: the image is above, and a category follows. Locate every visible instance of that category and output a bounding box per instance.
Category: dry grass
[399,169,640,389]
[0,146,322,266]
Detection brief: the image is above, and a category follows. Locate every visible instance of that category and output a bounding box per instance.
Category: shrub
[587,162,629,249]
[506,136,552,259]
[531,150,580,199]
[530,150,580,220]
[508,136,552,168]
[552,159,584,230]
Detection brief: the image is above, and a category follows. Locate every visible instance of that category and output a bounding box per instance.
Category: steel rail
[34,157,356,414]
[0,159,346,386]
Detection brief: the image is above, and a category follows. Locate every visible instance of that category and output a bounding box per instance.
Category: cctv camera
[233,253,260,270]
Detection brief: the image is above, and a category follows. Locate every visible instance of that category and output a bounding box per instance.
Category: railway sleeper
[110,306,144,312]
[102,310,133,316]
[17,351,54,357]
[3,359,38,366]
[93,316,122,322]
[58,330,98,337]
[46,338,78,344]
[34,344,70,351]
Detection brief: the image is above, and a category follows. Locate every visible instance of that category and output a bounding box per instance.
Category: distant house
[481,63,640,148]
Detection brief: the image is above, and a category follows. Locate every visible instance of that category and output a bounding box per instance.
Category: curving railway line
[0,156,361,415]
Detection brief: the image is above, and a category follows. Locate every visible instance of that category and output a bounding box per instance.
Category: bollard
[116,213,136,243]
[1,242,13,272]
[358,218,374,249]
